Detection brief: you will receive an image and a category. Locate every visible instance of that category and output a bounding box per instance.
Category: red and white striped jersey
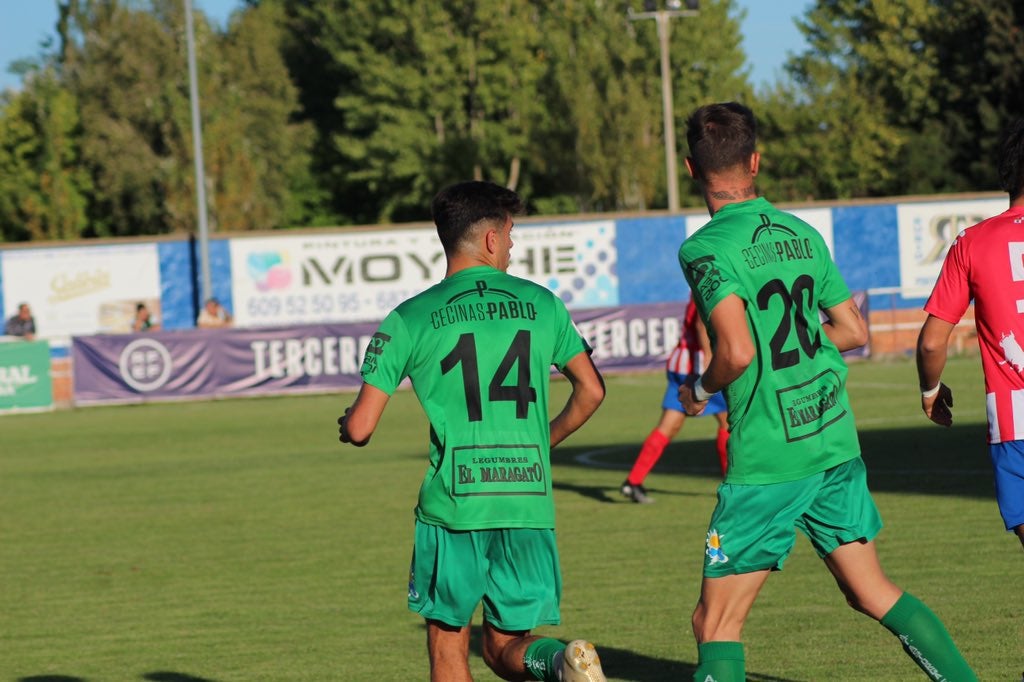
[665,297,707,376]
[925,205,1024,443]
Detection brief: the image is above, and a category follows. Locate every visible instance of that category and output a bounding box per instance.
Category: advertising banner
[72,324,380,405]
[573,301,682,372]
[897,197,1006,298]
[1,243,162,342]
[72,302,669,405]
[0,340,53,413]
[71,294,869,406]
[228,221,618,327]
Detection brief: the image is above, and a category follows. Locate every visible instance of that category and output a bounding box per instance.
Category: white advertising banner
[897,198,1005,298]
[1,244,162,341]
[230,221,618,326]
[685,207,835,255]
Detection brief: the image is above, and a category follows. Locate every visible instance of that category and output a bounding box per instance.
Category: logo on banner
[118,339,173,392]
[247,251,293,291]
[48,269,112,303]
[916,213,986,265]
[897,199,1005,298]
[301,251,445,287]
[0,364,39,397]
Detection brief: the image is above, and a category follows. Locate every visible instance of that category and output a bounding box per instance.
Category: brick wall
[51,357,73,407]
[867,307,977,358]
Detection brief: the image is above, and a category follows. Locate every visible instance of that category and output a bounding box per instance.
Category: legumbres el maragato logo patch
[776,369,847,442]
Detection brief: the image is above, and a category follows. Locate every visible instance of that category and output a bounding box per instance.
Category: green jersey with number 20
[360,265,589,531]
[679,197,860,485]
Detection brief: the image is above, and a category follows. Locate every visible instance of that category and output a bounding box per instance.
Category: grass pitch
[0,356,1019,681]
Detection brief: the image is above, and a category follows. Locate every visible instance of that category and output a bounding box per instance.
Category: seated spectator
[132,303,161,332]
[197,297,233,329]
[4,303,36,340]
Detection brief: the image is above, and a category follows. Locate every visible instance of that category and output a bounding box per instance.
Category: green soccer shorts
[701,456,883,577]
[407,520,562,631]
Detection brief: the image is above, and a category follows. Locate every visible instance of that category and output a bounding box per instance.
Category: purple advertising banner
[72,322,381,405]
[572,301,683,373]
[571,291,869,369]
[71,296,868,405]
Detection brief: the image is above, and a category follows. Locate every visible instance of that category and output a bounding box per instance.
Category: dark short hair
[136,302,146,312]
[998,117,1024,201]
[685,102,758,178]
[431,181,524,254]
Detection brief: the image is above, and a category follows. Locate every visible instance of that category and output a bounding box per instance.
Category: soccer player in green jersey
[676,103,977,682]
[338,181,607,682]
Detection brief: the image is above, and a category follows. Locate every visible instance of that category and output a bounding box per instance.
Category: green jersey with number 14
[360,265,589,530]
[679,197,859,484]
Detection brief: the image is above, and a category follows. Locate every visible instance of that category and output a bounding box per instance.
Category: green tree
[275,0,751,217]
[277,0,547,224]
[56,0,316,237]
[770,0,1024,199]
[204,1,320,230]
[0,67,90,241]
[525,0,750,212]
[529,0,663,212]
[59,0,191,236]
[925,0,1024,191]
[668,0,753,207]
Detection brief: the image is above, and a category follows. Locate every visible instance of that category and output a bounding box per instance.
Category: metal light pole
[629,1,699,213]
[184,0,212,303]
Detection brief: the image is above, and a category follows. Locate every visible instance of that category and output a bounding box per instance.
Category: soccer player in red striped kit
[621,296,729,503]
[917,115,1024,551]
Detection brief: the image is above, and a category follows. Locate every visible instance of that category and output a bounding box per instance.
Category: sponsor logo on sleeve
[685,255,726,303]
[360,331,391,375]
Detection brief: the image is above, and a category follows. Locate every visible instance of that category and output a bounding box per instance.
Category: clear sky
[0,0,810,92]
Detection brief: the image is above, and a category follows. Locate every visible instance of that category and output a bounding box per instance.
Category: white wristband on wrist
[921,382,941,398]
[693,376,714,402]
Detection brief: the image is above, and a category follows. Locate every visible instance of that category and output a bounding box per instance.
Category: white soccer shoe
[561,639,606,681]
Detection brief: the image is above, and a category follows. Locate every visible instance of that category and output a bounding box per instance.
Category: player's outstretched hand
[338,408,370,447]
[679,376,708,417]
[922,383,954,427]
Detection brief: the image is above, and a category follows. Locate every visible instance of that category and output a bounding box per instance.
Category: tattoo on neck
[710,185,756,201]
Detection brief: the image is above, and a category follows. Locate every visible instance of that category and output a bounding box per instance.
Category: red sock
[716,428,730,476]
[627,429,670,484]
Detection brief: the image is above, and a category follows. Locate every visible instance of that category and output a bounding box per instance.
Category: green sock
[880,592,978,681]
[693,641,745,682]
[524,637,564,682]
